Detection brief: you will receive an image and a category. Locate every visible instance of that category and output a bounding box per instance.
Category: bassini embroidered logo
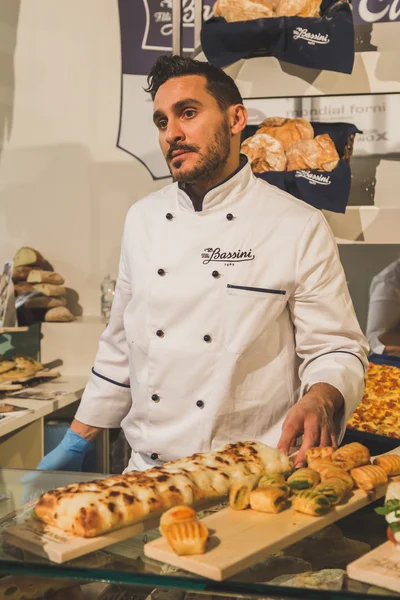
[295,171,332,186]
[293,28,330,45]
[201,247,256,265]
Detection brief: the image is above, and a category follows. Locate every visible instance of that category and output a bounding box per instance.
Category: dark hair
[145,55,243,110]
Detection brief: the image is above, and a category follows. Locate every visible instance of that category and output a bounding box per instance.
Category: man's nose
[165,119,184,145]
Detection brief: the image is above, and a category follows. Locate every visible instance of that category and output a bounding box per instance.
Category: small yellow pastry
[258,473,291,497]
[229,483,252,510]
[332,442,370,470]
[288,468,320,492]
[373,454,400,477]
[307,458,335,473]
[314,478,349,505]
[306,447,334,464]
[159,505,197,537]
[165,520,209,556]
[350,465,388,491]
[292,489,331,516]
[250,486,290,513]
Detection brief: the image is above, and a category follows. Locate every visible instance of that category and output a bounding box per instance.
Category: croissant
[306,447,334,464]
[350,465,388,491]
[165,520,209,556]
[292,489,331,516]
[373,454,400,476]
[333,443,370,470]
[288,468,320,492]
[250,486,290,513]
[159,505,197,537]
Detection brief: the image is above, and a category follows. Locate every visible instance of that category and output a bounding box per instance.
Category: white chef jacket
[366,258,400,354]
[76,159,368,472]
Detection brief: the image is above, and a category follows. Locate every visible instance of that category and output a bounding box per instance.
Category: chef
[38,55,368,473]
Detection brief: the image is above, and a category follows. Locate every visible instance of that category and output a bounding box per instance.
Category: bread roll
[319,467,354,489]
[286,134,339,172]
[14,247,45,268]
[241,133,287,172]
[332,442,370,470]
[307,458,334,473]
[258,117,314,151]
[165,520,209,555]
[306,447,334,464]
[373,454,400,477]
[12,266,32,282]
[288,468,320,491]
[292,489,331,516]
[350,465,388,491]
[27,270,65,285]
[45,307,75,322]
[32,284,66,297]
[276,0,321,17]
[0,357,15,375]
[14,282,34,296]
[314,479,348,505]
[159,505,197,536]
[24,296,67,309]
[213,0,274,21]
[250,486,290,513]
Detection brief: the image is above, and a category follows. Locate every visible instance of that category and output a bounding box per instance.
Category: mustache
[167,144,199,161]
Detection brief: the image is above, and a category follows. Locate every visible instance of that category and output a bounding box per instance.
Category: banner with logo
[244,123,360,213]
[352,0,400,24]
[201,0,354,74]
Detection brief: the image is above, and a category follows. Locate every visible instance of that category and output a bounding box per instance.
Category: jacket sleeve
[366,268,400,354]
[75,221,132,428]
[288,211,369,441]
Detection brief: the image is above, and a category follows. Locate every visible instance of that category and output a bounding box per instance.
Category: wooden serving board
[347,541,400,593]
[0,368,60,390]
[2,515,159,564]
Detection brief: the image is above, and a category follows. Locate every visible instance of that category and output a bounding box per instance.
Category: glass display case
[0,467,398,599]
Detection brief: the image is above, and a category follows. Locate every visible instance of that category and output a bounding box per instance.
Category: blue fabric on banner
[201,0,354,74]
[369,354,400,367]
[243,122,361,213]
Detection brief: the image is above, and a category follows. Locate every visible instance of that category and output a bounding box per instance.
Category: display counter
[0,467,398,599]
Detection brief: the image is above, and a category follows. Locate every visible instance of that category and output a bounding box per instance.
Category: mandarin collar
[176,155,255,213]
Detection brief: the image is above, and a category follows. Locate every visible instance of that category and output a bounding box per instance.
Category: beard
[167,117,231,184]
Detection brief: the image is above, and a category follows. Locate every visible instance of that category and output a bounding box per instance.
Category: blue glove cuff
[62,428,93,453]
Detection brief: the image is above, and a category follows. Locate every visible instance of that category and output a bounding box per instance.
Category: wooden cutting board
[347,541,400,593]
[144,484,388,581]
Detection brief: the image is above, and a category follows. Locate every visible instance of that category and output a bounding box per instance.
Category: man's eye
[183,109,196,119]
[158,119,167,129]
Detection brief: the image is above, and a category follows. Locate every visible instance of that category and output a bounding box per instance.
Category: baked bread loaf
[213,0,274,21]
[258,117,314,151]
[276,0,321,17]
[12,266,32,282]
[14,282,34,296]
[241,133,287,172]
[27,270,65,285]
[32,283,66,297]
[286,134,339,172]
[24,296,67,309]
[13,247,45,268]
[373,454,400,476]
[45,307,75,322]
[35,441,291,537]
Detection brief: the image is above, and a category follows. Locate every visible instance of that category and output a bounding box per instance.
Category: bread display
[213,0,321,20]
[45,306,75,322]
[286,134,340,172]
[350,465,388,491]
[27,270,65,285]
[258,117,314,150]
[241,133,287,172]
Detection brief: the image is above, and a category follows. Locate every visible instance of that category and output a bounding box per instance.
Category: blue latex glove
[20,430,93,505]
[37,428,93,471]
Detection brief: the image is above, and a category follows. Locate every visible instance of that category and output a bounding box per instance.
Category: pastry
[229,482,253,509]
[286,134,339,172]
[165,520,209,555]
[306,447,334,464]
[292,489,331,516]
[307,458,335,473]
[314,479,349,505]
[213,0,274,21]
[241,133,287,172]
[319,467,354,490]
[32,283,67,297]
[332,442,370,470]
[258,473,290,496]
[351,465,388,491]
[0,356,15,375]
[45,307,75,322]
[159,505,197,536]
[288,468,320,492]
[276,0,321,17]
[35,441,291,537]
[258,117,314,151]
[250,486,290,513]
[373,454,400,477]
[27,270,65,285]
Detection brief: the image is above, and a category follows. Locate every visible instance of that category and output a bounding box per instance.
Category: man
[366,258,400,356]
[39,55,368,473]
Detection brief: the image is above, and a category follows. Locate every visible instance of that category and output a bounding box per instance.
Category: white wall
[0,0,166,316]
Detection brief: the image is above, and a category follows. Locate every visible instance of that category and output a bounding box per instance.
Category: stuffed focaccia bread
[35,441,291,537]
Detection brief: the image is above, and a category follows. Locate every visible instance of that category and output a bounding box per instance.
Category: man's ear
[230,104,248,136]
